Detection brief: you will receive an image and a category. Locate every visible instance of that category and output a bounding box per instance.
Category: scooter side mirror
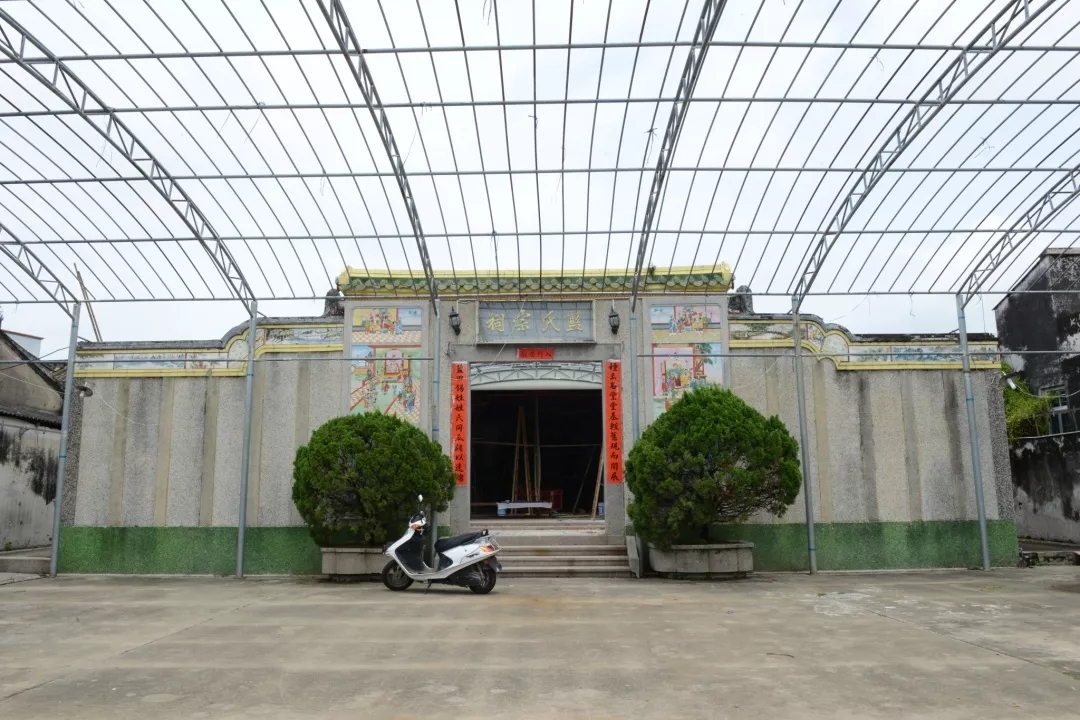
[417,494,423,503]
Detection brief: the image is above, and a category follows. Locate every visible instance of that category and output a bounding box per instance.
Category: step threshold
[500,566,631,573]
[499,548,627,554]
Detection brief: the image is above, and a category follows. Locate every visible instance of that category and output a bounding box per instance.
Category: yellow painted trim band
[75,323,345,378]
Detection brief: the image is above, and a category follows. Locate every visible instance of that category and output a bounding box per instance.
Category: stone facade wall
[69,353,343,530]
[728,351,1009,527]
[67,313,1007,533]
[60,305,1015,571]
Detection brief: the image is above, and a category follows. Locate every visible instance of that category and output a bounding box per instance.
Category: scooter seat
[435,530,487,553]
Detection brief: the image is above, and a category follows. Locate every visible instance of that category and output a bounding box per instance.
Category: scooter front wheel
[382,561,414,591]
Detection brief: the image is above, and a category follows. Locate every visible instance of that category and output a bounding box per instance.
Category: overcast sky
[2,0,1080,357]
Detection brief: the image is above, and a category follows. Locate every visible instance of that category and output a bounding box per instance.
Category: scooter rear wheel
[382,561,414,591]
[469,565,497,594]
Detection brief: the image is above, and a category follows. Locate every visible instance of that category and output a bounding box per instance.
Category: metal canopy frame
[0,0,1075,309]
[0,7,255,305]
[0,222,77,318]
[959,161,1080,306]
[629,0,727,310]
[791,0,1059,309]
[316,0,437,306]
[1,0,1079,578]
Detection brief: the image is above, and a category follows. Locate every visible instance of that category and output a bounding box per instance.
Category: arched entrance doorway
[469,362,604,519]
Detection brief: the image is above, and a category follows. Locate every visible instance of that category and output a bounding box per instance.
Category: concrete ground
[0,574,37,587]
[1,569,1079,719]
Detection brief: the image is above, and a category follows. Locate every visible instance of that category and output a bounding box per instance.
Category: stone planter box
[647,542,754,578]
[321,547,386,578]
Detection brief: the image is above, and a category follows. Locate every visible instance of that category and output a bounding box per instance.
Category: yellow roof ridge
[336,263,732,283]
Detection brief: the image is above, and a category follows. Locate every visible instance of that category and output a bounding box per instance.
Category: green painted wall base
[58,520,1018,574]
[710,520,1018,571]
[59,526,321,575]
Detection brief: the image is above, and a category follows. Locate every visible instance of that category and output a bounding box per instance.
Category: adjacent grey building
[996,249,1080,544]
[0,329,63,550]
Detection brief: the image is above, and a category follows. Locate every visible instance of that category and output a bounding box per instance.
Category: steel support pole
[236,300,258,579]
[628,306,647,577]
[791,298,817,574]
[955,294,992,571]
[48,301,80,577]
[628,307,641,443]
[428,307,441,565]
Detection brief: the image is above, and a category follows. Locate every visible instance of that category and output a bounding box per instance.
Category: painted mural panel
[650,304,725,419]
[349,307,423,425]
[264,326,341,346]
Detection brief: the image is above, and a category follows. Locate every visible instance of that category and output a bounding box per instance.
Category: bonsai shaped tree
[293,412,455,547]
[626,386,801,549]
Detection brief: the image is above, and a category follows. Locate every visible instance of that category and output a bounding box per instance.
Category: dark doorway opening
[470,389,603,518]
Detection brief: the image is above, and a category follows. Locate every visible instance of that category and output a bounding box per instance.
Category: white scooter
[382,494,502,594]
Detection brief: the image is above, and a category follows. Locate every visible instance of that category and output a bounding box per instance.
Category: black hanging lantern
[608,304,620,334]
[449,306,462,335]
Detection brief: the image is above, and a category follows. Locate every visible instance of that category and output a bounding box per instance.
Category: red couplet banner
[450,362,469,487]
[517,347,555,360]
[603,360,624,484]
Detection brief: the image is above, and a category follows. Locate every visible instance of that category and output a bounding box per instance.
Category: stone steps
[477,524,631,577]
[500,554,627,568]
[0,547,49,575]
[499,544,627,556]
[470,519,629,577]
[487,532,612,546]
[479,519,606,530]
[476,521,611,550]
[499,565,632,578]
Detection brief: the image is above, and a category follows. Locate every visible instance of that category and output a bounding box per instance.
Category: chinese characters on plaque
[477,301,594,344]
[450,362,469,487]
[603,360,624,484]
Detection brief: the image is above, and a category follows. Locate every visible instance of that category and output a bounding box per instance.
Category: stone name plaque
[477,301,594,344]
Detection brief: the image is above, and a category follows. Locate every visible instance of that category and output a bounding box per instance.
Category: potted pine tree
[626,386,801,578]
[292,413,456,577]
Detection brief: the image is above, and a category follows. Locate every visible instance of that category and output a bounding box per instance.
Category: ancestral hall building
[55,267,1017,573]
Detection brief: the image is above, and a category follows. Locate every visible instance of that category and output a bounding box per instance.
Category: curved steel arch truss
[0,222,77,318]
[629,0,729,309]
[791,0,1059,308]
[959,162,1080,306]
[316,0,437,307]
[0,8,255,304]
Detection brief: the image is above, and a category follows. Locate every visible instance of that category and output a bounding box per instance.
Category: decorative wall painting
[649,304,725,419]
[349,307,424,425]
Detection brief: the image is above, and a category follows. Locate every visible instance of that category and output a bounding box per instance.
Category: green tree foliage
[292,413,455,547]
[1001,363,1050,441]
[626,386,801,549]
